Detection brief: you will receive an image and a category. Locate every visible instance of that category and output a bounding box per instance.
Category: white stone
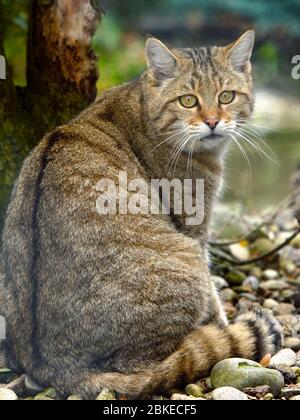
[212,387,249,401]
[270,349,297,369]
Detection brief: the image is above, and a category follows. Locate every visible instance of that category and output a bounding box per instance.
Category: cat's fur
[0,31,282,399]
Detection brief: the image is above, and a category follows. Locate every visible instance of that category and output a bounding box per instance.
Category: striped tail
[76,310,283,399]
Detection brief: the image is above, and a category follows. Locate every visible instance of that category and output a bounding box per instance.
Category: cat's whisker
[237,125,278,161]
[228,132,253,179]
[148,129,187,155]
[234,130,279,165]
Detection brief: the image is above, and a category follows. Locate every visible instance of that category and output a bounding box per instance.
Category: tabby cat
[0,30,282,399]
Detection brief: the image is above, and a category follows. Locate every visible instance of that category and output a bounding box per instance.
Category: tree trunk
[0,0,101,230]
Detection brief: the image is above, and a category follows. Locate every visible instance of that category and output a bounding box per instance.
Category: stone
[276,315,299,327]
[270,349,297,369]
[210,358,284,396]
[263,393,274,400]
[226,271,246,286]
[212,276,229,290]
[243,385,271,399]
[185,384,204,398]
[242,276,260,291]
[170,393,206,400]
[263,269,279,280]
[96,388,117,400]
[229,244,250,261]
[273,303,295,316]
[250,267,262,279]
[280,386,300,399]
[251,239,274,256]
[212,387,249,401]
[220,288,238,302]
[289,395,300,400]
[260,280,289,291]
[0,388,18,400]
[67,395,83,400]
[0,368,19,385]
[263,299,279,311]
[285,337,300,352]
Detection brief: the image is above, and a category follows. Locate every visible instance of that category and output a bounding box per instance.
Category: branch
[27,0,101,103]
[211,222,300,266]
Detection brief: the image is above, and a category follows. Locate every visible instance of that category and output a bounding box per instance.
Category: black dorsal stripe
[30,130,62,367]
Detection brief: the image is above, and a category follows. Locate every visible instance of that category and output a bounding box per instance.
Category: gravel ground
[1,209,300,400]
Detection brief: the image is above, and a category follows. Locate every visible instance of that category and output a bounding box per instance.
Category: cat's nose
[204,118,219,130]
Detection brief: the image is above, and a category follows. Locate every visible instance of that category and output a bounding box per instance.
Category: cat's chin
[187,135,229,155]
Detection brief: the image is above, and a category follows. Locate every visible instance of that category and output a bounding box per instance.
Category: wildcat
[0,30,282,399]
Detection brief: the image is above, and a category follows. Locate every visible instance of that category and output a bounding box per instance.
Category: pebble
[280,386,300,399]
[170,393,206,400]
[273,303,295,316]
[242,276,260,291]
[284,337,300,352]
[67,395,83,400]
[226,271,246,286]
[263,299,279,310]
[220,288,238,302]
[212,387,249,401]
[263,269,279,280]
[96,388,117,400]
[185,384,204,398]
[289,395,300,400]
[251,239,274,256]
[210,358,284,396]
[270,349,297,369]
[229,244,250,261]
[0,388,18,400]
[212,276,229,290]
[260,280,290,291]
[276,315,299,327]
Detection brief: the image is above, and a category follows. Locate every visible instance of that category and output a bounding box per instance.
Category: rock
[212,387,249,401]
[270,349,297,369]
[210,358,284,396]
[260,280,290,291]
[250,267,262,279]
[0,368,19,384]
[243,385,271,399]
[291,234,300,248]
[251,239,274,256]
[263,269,279,280]
[280,386,300,399]
[67,395,83,400]
[0,388,18,400]
[4,374,25,396]
[229,244,250,261]
[96,388,117,400]
[276,315,299,327]
[274,303,295,316]
[34,395,54,401]
[212,276,229,290]
[226,271,246,286]
[280,259,296,275]
[185,384,204,398]
[285,338,300,352]
[170,393,206,400]
[242,276,260,291]
[34,388,59,400]
[263,393,274,400]
[289,395,300,400]
[220,288,238,302]
[263,299,279,311]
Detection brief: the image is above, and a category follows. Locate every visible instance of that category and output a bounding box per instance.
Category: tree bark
[0,0,101,230]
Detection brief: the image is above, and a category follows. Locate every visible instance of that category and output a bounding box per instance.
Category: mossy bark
[0,0,101,230]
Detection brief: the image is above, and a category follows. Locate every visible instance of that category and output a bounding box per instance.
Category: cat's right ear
[145,38,178,80]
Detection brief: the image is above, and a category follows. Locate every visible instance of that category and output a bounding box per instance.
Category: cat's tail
[77,311,283,399]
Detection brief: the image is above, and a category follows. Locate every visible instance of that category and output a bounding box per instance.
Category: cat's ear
[145,38,178,80]
[225,30,255,73]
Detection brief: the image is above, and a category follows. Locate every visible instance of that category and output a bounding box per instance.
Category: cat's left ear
[145,38,178,80]
[225,30,255,73]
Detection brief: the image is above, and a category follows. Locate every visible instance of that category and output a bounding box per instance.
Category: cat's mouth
[201,133,225,141]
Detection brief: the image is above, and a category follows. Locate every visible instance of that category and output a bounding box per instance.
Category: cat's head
[144,30,255,155]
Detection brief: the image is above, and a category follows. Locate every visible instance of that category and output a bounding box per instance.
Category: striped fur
[0,32,282,399]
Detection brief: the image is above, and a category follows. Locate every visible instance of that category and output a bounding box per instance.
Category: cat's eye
[179,95,198,109]
[219,91,235,105]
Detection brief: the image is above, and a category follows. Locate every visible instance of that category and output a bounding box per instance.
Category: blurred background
[3,0,300,211]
